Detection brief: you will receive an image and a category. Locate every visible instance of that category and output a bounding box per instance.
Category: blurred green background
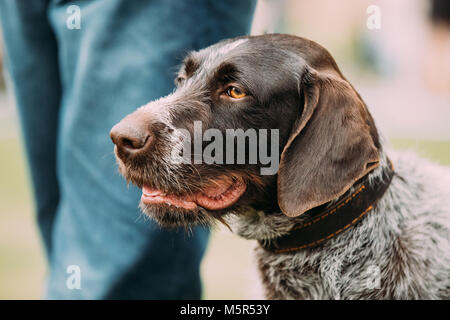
[1,0,449,299]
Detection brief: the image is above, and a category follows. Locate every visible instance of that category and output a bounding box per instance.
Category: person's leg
[44,0,256,299]
[0,0,61,257]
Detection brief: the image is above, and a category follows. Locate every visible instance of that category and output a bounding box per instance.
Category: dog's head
[110,34,380,228]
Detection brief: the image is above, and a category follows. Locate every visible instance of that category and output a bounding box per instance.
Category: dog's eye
[226,86,246,99]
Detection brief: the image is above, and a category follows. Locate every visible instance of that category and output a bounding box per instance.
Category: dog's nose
[110,119,152,157]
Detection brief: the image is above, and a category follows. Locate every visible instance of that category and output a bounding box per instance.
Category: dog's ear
[277,67,380,217]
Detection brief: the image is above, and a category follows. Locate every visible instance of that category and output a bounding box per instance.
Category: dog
[110,34,450,299]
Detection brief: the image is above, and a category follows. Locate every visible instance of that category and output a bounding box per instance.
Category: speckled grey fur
[226,148,450,299]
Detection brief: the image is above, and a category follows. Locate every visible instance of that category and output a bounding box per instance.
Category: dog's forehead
[211,38,249,57]
[182,34,342,80]
[189,36,302,75]
[192,38,250,69]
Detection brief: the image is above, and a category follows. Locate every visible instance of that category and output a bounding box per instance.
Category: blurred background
[0,0,449,299]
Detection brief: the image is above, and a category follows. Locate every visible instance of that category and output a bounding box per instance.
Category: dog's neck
[227,152,394,251]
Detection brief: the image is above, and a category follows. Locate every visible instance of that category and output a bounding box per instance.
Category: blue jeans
[0,0,255,299]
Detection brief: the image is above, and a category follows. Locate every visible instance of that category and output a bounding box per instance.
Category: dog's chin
[139,202,216,228]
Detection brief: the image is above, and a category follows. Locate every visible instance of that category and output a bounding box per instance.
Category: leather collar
[260,158,395,254]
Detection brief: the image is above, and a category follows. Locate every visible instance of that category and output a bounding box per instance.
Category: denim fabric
[0,0,255,299]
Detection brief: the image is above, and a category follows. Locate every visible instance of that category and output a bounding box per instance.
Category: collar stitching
[274,204,374,253]
[291,184,366,232]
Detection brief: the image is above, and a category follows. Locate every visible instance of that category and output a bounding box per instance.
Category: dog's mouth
[141,178,247,211]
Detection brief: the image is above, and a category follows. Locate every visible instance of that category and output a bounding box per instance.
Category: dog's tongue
[195,181,246,210]
[141,186,197,210]
[141,180,246,211]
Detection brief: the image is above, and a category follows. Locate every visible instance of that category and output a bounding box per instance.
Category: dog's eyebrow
[183,56,200,77]
[215,62,239,82]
